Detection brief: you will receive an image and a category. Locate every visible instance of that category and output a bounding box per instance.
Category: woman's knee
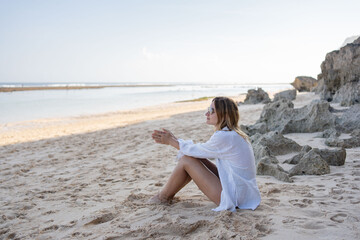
[178,155,197,167]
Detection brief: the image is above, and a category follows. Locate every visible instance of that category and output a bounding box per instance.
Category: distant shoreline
[0,84,172,92]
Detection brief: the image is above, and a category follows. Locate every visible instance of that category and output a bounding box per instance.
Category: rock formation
[273,89,297,101]
[248,36,360,181]
[251,131,301,156]
[291,76,318,92]
[316,128,340,139]
[245,99,336,135]
[325,129,360,148]
[243,88,271,104]
[289,150,330,176]
[285,146,346,166]
[312,76,325,93]
[316,148,346,166]
[335,104,360,133]
[319,36,360,106]
[340,35,360,47]
[257,159,292,182]
[251,131,300,182]
[332,82,360,106]
[284,145,312,164]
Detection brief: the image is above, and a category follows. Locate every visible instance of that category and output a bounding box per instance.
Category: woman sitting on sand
[149,97,261,211]
[150,96,261,212]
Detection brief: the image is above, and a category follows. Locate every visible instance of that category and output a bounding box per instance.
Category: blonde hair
[213,97,249,141]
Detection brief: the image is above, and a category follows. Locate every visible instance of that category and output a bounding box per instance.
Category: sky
[0,0,359,84]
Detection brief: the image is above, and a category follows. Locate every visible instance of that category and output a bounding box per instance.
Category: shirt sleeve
[177,131,226,160]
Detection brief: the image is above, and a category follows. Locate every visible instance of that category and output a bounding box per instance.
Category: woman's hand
[152,129,179,149]
[152,129,174,145]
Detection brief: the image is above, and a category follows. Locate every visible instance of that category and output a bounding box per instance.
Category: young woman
[150,97,261,212]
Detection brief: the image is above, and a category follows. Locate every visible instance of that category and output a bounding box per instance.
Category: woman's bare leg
[172,158,218,193]
[154,156,222,205]
[199,158,219,178]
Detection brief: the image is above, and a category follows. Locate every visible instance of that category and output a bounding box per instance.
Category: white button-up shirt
[177,127,261,212]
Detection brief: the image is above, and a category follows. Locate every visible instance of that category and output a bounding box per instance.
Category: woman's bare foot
[147,193,171,204]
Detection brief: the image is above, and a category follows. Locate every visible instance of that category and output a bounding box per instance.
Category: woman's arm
[177,131,226,159]
[153,129,228,160]
[152,129,180,150]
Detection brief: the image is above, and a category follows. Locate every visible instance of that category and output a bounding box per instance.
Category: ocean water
[0,82,292,124]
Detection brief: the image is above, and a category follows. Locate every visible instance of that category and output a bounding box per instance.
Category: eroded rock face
[285,146,346,166]
[341,35,360,47]
[291,76,318,92]
[320,36,360,106]
[247,99,336,134]
[243,88,271,104]
[312,77,325,93]
[335,104,360,133]
[255,99,294,133]
[282,100,336,133]
[240,122,267,136]
[252,143,278,165]
[256,158,292,182]
[332,82,360,106]
[273,89,297,101]
[317,148,346,166]
[325,129,360,148]
[251,131,301,156]
[251,131,299,182]
[289,150,330,176]
[316,128,340,138]
[284,145,312,164]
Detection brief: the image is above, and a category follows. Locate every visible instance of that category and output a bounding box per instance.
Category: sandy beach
[1,92,359,239]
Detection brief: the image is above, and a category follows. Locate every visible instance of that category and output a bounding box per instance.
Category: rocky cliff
[319,36,360,106]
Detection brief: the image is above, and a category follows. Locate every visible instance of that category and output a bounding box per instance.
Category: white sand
[0,93,359,239]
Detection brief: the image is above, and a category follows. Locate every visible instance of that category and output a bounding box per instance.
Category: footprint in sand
[5,233,16,239]
[330,213,347,223]
[43,210,58,215]
[179,202,204,208]
[330,188,344,195]
[289,199,313,208]
[71,232,93,238]
[301,221,325,229]
[84,213,115,225]
[255,223,271,234]
[282,217,295,224]
[41,224,59,232]
[264,198,280,207]
[266,188,281,196]
[72,232,81,237]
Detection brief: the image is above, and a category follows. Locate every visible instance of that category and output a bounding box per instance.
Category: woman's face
[205,102,218,126]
